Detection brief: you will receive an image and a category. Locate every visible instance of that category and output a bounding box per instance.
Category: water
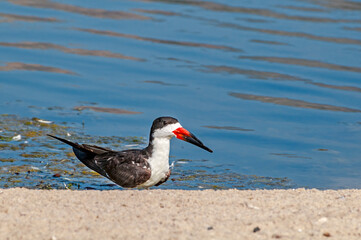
[0,0,360,189]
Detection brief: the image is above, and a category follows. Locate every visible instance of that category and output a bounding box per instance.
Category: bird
[48,116,212,188]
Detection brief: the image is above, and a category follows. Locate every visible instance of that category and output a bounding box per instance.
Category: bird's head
[150,116,213,153]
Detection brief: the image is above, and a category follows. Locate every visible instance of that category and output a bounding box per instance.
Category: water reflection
[143,80,186,86]
[216,22,361,45]
[203,125,254,132]
[270,153,312,160]
[250,39,289,46]
[203,65,305,81]
[8,0,149,20]
[143,0,359,23]
[0,12,59,22]
[134,9,179,16]
[278,5,327,12]
[310,82,361,93]
[75,28,241,52]
[203,65,361,93]
[0,62,76,75]
[310,0,361,11]
[229,92,361,113]
[0,42,144,61]
[239,56,361,73]
[74,106,142,115]
[343,27,361,33]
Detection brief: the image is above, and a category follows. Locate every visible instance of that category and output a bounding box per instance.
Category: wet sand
[0,188,360,239]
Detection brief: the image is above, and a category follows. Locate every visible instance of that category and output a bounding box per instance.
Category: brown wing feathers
[94,152,151,188]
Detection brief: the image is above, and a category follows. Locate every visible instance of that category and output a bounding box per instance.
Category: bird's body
[48,117,212,188]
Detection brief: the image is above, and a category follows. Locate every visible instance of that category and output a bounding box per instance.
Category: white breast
[139,137,171,188]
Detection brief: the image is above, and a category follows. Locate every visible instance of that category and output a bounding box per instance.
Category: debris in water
[35,119,53,124]
[12,134,21,141]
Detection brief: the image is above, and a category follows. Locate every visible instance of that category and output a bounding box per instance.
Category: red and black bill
[173,127,213,153]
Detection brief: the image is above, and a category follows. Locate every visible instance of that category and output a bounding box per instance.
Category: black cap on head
[151,117,179,131]
[148,117,179,143]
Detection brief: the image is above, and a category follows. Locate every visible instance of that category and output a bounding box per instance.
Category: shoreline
[0,188,360,239]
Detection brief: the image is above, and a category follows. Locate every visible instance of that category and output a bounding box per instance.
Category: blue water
[0,0,360,189]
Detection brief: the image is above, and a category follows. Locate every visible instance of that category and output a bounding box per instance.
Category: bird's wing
[47,134,151,188]
[80,144,114,155]
[94,150,151,188]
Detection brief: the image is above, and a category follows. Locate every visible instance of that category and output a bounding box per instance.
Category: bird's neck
[147,137,171,164]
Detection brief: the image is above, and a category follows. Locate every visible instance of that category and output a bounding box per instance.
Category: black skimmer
[48,117,212,188]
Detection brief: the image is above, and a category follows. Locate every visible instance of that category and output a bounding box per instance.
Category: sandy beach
[0,188,360,239]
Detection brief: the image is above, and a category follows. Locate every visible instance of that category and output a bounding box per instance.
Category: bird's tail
[47,134,97,160]
[47,134,82,149]
[47,134,109,177]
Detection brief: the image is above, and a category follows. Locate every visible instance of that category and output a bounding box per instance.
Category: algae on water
[0,114,295,190]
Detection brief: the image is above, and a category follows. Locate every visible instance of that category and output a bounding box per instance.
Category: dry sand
[0,188,360,240]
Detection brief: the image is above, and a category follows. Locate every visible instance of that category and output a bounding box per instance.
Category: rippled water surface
[0,0,360,189]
